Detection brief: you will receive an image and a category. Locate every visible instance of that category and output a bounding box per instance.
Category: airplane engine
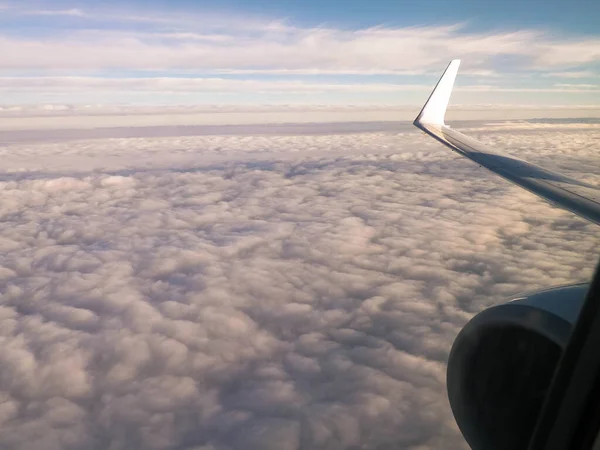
[446,284,588,450]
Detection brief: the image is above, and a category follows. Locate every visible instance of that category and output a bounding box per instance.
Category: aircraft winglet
[412,59,600,225]
[414,59,461,127]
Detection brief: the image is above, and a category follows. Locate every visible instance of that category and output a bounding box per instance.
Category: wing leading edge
[413,60,600,225]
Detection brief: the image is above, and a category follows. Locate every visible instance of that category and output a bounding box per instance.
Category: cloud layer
[0,123,598,449]
[1,22,599,74]
[1,4,599,105]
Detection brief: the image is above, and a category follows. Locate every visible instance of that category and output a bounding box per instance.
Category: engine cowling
[446,284,589,450]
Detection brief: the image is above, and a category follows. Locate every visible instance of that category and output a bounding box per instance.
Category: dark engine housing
[446,284,588,450]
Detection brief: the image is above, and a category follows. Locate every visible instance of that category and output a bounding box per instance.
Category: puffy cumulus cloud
[0,128,420,172]
[0,123,598,449]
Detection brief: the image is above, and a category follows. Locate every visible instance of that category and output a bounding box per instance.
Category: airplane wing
[413,60,600,225]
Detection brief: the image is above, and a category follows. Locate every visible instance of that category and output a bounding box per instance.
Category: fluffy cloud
[0,122,598,449]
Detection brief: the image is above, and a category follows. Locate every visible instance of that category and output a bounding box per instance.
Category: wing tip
[414,59,461,128]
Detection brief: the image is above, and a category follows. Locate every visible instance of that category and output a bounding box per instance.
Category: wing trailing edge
[413,60,600,225]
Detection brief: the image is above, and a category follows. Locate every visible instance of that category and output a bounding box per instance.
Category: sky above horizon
[1,0,600,107]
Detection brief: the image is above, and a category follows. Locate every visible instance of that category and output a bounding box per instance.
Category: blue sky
[0,0,599,107]
[139,0,600,34]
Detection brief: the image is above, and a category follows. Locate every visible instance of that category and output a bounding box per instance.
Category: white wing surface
[414,60,600,225]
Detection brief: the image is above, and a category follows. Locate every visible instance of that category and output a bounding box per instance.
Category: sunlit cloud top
[1,1,599,107]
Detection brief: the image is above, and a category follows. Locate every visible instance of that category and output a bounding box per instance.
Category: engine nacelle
[447,284,588,450]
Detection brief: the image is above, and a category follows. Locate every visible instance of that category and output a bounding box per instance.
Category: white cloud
[1,76,598,94]
[544,70,597,78]
[24,8,85,17]
[458,85,600,93]
[0,5,599,106]
[0,76,431,94]
[535,39,600,67]
[0,122,597,449]
[0,21,599,74]
[554,83,599,89]
[0,76,598,109]
[0,108,599,136]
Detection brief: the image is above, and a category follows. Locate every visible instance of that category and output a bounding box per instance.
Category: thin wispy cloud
[0,77,432,93]
[0,77,598,98]
[554,83,599,89]
[0,3,599,105]
[23,7,85,17]
[1,25,597,73]
[544,70,597,78]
